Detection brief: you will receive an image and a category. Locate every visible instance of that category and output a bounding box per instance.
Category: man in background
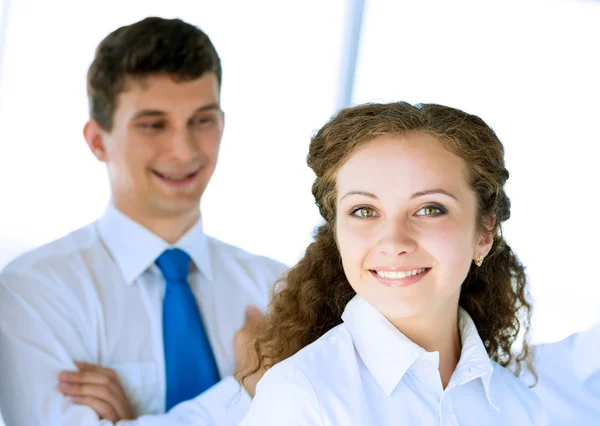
[0,17,286,425]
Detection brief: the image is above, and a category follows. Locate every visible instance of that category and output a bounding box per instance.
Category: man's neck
[113,202,201,244]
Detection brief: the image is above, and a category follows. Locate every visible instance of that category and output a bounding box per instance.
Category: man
[528,321,600,425]
[0,17,286,425]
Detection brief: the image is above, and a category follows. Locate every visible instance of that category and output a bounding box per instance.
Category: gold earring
[475,254,485,267]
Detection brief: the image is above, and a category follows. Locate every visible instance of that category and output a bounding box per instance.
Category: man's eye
[191,117,215,126]
[140,122,164,130]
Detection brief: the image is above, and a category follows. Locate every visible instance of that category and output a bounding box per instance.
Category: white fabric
[525,321,600,426]
[0,204,287,426]
[241,295,545,426]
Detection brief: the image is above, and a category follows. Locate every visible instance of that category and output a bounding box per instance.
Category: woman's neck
[389,306,462,389]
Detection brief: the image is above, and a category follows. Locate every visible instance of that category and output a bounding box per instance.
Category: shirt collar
[341,295,428,396]
[573,319,600,383]
[341,295,498,411]
[452,306,498,411]
[97,203,213,285]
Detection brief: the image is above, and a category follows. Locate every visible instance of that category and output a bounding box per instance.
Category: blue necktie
[156,248,220,411]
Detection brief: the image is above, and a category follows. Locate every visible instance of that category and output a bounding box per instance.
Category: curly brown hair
[239,101,534,386]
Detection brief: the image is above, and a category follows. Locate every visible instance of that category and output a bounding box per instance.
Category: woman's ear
[476,215,496,257]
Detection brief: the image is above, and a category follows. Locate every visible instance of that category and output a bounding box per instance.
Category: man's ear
[83,119,108,162]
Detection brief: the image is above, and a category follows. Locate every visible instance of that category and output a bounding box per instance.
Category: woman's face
[335,132,493,322]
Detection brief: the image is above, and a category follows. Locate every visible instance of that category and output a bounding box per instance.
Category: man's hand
[58,361,134,422]
[233,306,265,398]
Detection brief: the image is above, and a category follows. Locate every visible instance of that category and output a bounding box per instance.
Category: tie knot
[155,249,191,283]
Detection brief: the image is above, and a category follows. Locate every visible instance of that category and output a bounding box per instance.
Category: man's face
[87,73,224,223]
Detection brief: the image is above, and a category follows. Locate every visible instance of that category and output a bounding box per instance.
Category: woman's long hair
[239,102,534,385]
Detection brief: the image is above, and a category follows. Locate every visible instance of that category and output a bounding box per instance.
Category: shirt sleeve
[0,271,253,426]
[239,363,323,426]
[136,376,251,426]
[0,272,134,426]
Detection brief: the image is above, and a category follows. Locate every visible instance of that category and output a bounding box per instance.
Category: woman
[239,102,545,425]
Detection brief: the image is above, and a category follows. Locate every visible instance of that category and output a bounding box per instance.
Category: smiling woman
[335,131,491,332]
[238,101,544,426]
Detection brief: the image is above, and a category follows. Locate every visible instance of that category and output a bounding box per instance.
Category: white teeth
[376,268,427,279]
[158,172,195,181]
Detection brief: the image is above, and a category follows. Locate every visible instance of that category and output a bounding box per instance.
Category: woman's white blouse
[240,295,546,426]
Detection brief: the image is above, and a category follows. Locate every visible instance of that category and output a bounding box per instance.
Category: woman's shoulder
[489,361,546,424]
[264,322,354,382]
[256,322,357,397]
[244,324,353,426]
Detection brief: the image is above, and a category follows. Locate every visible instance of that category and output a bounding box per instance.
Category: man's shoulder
[1,222,99,281]
[206,235,288,276]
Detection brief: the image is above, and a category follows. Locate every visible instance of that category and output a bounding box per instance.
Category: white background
[354,0,600,344]
[1,2,599,422]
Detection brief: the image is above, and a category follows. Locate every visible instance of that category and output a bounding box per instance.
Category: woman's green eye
[354,207,375,218]
[416,206,443,216]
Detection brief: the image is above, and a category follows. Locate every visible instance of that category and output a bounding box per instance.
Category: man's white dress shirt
[241,295,546,426]
[0,204,287,426]
[525,320,600,426]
